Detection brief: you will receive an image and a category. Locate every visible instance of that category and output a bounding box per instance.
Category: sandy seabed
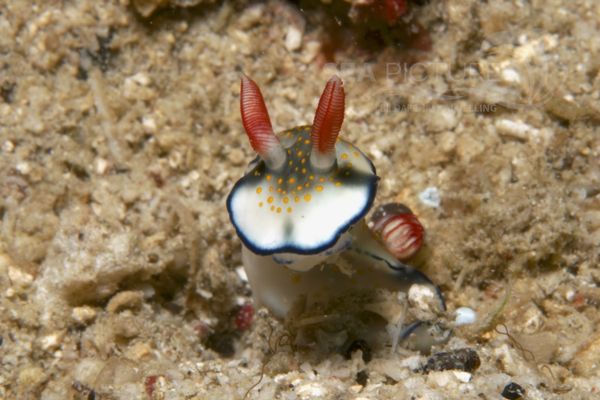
[0,0,599,399]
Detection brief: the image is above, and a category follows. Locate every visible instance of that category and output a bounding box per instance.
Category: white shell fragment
[453,371,472,383]
[285,26,303,52]
[495,118,538,141]
[235,266,248,283]
[454,307,477,326]
[296,382,328,399]
[408,283,441,321]
[419,187,441,208]
[501,68,521,84]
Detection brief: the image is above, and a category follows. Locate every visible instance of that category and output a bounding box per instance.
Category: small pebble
[408,284,440,320]
[130,72,151,86]
[348,384,363,394]
[197,288,213,299]
[206,331,236,358]
[18,365,45,388]
[296,382,328,399]
[2,140,15,152]
[419,187,441,208]
[8,266,34,287]
[72,306,97,325]
[72,381,96,399]
[285,26,303,52]
[501,68,521,84]
[235,266,248,283]
[300,41,320,64]
[238,4,264,29]
[95,157,110,175]
[39,331,64,351]
[123,73,156,100]
[452,371,472,383]
[501,382,526,399]
[16,162,32,175]
[421,348,481,373]
[141,116,157,133]
[355,370,368,386]
[428,371,451,387]
[106,291,143,313]
[399,355,422,370]
[126,341,153,361]
[495,119,538,141]
[424,106,458,132]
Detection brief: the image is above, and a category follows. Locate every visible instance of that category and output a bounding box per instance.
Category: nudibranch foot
[346,221,446,312]
[241,245,398,320]
[241,236,450,352]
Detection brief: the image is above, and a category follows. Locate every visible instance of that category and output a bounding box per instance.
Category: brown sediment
[0,0,598,399]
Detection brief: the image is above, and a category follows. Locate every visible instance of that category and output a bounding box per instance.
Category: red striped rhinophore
[371,204,424,261]
[310,76,345,170]
[240,75,285,169]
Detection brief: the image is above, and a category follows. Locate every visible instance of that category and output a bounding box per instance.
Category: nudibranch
[229,76,376,266]
[227,75,448,348]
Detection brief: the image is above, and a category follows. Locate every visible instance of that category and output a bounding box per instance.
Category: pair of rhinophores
[227,75,452,351]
